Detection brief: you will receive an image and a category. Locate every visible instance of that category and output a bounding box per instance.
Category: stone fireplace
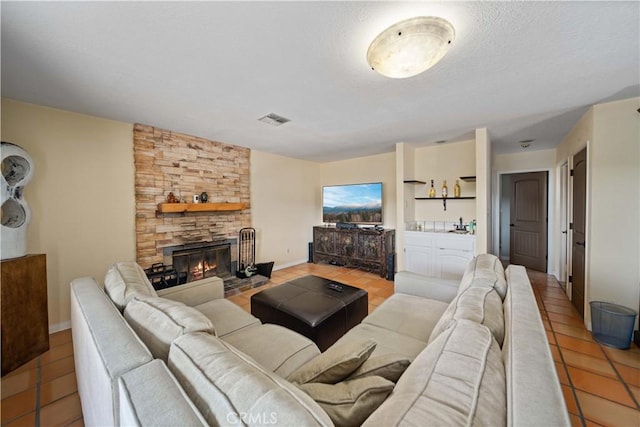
[133,124,251,269]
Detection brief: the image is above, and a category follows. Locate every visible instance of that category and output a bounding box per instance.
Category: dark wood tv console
[312,226,395,279]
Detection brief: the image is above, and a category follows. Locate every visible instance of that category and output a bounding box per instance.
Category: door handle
[510,224,515,227]
[562,230,567,234]
[576,241,585,247]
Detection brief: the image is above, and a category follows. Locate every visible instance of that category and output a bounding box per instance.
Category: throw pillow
[104,261,157,311]
[288,338,376,385]
[299,376,394,427]
[458,254,508,300]
[346,354,411,383]
[124,295,215,361]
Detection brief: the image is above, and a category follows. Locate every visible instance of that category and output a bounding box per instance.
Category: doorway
[502,171,549,272]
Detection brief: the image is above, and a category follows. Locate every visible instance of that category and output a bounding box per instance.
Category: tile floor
[1,263,638,426]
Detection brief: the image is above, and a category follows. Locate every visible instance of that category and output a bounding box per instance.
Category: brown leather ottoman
[251,275,368,351]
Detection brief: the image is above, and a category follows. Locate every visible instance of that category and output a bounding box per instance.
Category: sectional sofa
[70,254,570,426]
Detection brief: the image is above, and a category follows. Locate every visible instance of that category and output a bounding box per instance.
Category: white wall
[1,98,136,331]
[250,150,320,269]
[319,152,397,230]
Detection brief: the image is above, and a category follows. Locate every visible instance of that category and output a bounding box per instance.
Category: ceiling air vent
[258,113,291,126]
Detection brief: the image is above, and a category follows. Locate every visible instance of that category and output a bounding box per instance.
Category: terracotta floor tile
[556,334,606,359]
[550,344,562,363]
[49,329,73,348]
[226,293,250,305]
[575,390,640,426]
[41,356,75,383]
[561,348,617,379]
[543,318,553,331]
[40,372,78,406]
[40,342,74,365]
[553,323,596,342]
[546,303,581,317]
[241,303,251,313]
[546,330,557,345]
[2,359,37,377]
[369,294,386,307]
[569,413,583,427]
[556,362,570,385]
[548,312,586,328]
[0,388,36,423]
[368,304,377,314]
[562,384,580,415]
[67,417,85,427]
[40,392,83,426]
[1,368,38,399]
[629,385,640,406]
[602,346,640,369]
[567,366,636,408]
[615,363,640,388]
[2,411,36,427]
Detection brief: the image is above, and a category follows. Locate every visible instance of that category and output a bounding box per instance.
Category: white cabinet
[404,231,475,279]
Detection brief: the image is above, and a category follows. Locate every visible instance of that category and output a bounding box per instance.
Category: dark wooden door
[571,148,587,317]
[510,172,548,272]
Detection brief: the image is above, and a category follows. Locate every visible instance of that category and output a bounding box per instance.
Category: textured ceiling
[2,1,638,162]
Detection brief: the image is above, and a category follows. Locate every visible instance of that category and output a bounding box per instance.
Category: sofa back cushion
[428,286,505,346]
[105,262,156,311]
[458,254,508,300]
[363,319,505,427]
[168,333,333,427]
[124,295,215,361]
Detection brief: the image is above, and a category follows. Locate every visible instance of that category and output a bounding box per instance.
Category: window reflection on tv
[322,182,383,224]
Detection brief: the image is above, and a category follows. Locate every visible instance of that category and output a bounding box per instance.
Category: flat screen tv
[322,182,383,224]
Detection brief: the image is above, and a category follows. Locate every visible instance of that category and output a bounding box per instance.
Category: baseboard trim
[273,259,307,271]
[49,320,71,334]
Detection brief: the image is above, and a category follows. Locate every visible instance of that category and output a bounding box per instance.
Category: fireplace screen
[172,243,231,283]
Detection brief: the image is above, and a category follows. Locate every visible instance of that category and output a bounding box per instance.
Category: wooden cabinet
[1,254,49,376]
[313,227,395,278]
[404,231,475,279]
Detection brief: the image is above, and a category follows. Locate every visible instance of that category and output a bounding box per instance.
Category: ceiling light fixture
[367,16,455,79]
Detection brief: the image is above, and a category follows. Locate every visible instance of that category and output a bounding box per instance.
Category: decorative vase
[200,192,208,203]
[1,142,34,260]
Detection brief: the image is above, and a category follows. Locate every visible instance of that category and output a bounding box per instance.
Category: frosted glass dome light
[367,16,455,79]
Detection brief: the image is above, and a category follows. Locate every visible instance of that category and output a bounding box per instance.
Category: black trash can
[590,301,637,349]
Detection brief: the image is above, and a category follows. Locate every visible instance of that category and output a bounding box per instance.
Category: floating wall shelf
[403,180,427,184]
[459,176,476,182]
[157,202,247,214]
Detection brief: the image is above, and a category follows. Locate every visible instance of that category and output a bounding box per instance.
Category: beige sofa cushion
[428,286,505,346]
[168,333,333,427]
[346,353,411,383]
[363,319,506,427]
[459,254,508,299]
[104,262,156,311]
[299,376,394,427]
[288,338,376,385]
[124,295,215,361]
[221,324,320,378]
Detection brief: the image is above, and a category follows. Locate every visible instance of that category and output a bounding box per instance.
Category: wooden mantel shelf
[157,202,247,214]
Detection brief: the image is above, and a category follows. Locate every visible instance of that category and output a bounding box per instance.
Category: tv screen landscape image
[322,182,383,224]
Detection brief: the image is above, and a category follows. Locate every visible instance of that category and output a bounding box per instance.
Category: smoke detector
[258,113,291,126]
[519,139,535,148]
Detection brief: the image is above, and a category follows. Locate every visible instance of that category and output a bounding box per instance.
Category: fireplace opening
[172,242,232,283]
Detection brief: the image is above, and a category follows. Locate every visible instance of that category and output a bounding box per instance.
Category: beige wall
[413,139,477,222]
[475,129,491,254]
[1,99,136,331]
[492,149,557,273]
[555,97,640,329]
[319,152,397,229]
[250,150,320,268]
